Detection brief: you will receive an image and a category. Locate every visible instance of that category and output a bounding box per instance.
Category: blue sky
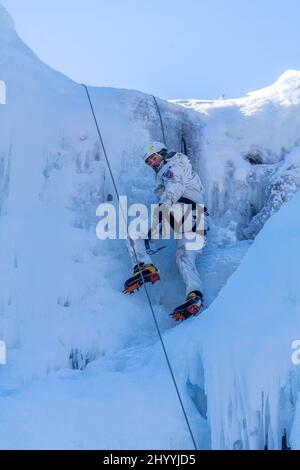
[2,0,300,99]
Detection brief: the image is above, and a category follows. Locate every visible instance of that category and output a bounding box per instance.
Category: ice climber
[123,142,208,321]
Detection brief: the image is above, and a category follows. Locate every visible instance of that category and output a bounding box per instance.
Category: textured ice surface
[0,2,300,449]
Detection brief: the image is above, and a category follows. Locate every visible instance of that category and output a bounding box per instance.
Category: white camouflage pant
[127,231,204,296]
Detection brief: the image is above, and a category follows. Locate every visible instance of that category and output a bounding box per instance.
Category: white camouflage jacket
[154,152,205,207]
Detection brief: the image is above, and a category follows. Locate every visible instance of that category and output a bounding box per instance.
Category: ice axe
[145,239,166,256]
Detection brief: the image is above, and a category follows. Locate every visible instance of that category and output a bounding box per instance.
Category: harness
[146,154,209,253]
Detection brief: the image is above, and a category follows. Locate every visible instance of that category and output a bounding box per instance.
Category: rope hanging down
[152,95,167,147]
[181,135,188,156]
[82,84,197,451]
[153,95,189,158]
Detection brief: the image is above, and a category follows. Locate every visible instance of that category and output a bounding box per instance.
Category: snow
[0,3,14,43]
[0,2,300,449]
[185,189,300,449]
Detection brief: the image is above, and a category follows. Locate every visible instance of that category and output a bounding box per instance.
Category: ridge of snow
[0,4,15,42]
[247,69,300,105]
[171,70,300,111]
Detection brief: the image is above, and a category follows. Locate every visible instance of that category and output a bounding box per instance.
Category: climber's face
[146,153,163,170]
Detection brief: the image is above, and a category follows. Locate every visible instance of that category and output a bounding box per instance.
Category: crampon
[170,291,204,321]
[123,263,160,294]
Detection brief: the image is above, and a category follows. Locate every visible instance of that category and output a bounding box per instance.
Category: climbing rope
[181,135,188,156]
[82,84,198,451]
[152,95,167,147]
[153,95,189,158]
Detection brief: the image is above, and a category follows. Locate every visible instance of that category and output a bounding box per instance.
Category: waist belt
[178,197,209,216]
[147,198,209,240]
